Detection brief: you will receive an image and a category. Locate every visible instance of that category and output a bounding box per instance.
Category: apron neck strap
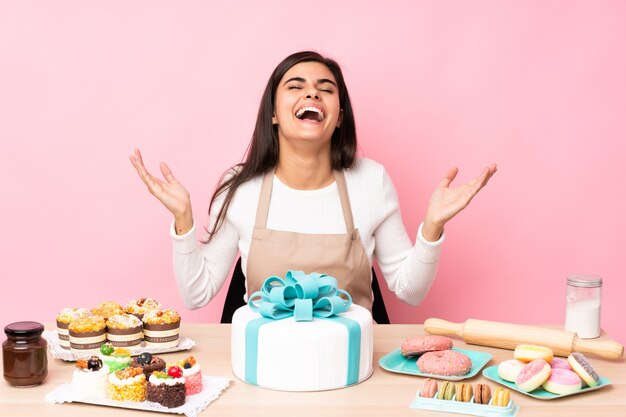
[254,169,356,233]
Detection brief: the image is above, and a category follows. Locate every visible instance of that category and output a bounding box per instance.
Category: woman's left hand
[422,164,497,241]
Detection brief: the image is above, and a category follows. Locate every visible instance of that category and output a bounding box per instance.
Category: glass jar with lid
[564,274,602,339]
[3,321,48,387]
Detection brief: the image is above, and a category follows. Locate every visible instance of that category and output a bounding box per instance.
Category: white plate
[45,375,230,417]
[44,330,196,361]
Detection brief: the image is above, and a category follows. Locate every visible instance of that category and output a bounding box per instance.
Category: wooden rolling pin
[424,318,624,360]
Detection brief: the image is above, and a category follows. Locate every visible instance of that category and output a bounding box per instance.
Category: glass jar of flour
[565,275,602,339]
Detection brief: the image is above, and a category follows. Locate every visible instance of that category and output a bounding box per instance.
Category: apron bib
[246,169,374,312]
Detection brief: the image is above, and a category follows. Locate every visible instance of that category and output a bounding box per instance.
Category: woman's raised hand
[422,164,497,242]
[129,149,193,234]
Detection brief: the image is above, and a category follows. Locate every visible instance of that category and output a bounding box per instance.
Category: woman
[130,51,496,321]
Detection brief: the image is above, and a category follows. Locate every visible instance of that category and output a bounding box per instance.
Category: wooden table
[2,324,625,416]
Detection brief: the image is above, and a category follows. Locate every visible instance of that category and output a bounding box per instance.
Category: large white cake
[231,304,373,391]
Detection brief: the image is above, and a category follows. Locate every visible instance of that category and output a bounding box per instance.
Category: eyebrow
[283,77,337,87]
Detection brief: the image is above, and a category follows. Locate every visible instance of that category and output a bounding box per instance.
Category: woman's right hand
[129,148,193,235]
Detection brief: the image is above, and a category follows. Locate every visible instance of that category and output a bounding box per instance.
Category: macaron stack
[497,344,601,395]
[401,335,472,376]
[419,379,511,407]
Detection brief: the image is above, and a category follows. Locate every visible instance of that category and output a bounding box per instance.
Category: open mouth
[295,106,325,122]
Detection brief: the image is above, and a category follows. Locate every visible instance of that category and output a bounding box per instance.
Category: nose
[305,86,320,100]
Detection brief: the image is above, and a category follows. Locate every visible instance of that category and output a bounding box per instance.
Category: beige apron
[246,169,374,312]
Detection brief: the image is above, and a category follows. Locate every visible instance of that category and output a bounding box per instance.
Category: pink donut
[542,368,582,395]
[401,335,453,357]
[417,350,472,376]
[515,359,551,392]
[550,357,572,371]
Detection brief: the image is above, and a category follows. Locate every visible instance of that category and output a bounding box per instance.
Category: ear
[272,115,278,125]
[336,109,343,128]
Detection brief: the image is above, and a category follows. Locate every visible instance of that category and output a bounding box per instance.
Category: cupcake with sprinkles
[174,355,203,395]
[91,301,124,321]
[142,309,181,348]
[106,314,143,347]
[68,316,107,355]
[99,343,132,372]
[71,356,109,400]
[56,308,92,350]
[107,366,147,402]
[125,298,162,320]
[147,365,186,408]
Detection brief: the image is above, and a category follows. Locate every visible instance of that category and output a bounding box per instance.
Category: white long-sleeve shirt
[171,158,444,309]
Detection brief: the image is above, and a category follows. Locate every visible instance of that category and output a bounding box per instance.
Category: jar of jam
[3,321,48,387]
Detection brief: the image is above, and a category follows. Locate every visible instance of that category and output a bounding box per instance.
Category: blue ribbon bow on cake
[247,270,353,321]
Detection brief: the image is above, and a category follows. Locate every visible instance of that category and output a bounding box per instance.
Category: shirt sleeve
[373,168,444,306]
[170,194,240,310]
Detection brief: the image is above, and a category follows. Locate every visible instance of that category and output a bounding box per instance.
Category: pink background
[1,1,625,344]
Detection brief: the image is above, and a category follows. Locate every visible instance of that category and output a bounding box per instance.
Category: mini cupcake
[175,356,203,395]
[125,298,162,320]
[99,343,132,372]
[68,316,107,355]
[106,314,143,347]
[71,356,109,400]
[56,308,92,350]
[147,366,186,408]
[142,309,181,348]
[130,352,166,379]
[107,367,147,402]
[91,301,124,320]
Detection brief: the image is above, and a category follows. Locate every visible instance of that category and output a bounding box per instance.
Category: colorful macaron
[474,384,491,404]
[492,387,511,407]
[568,352,601,387]
[455,383,473,402]
[437,381,456,400]
[420,378,438,398]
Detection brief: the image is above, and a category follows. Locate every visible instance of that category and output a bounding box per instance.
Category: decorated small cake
[147,366,186,408]
[71,356,109,400]
[106,314,143,347]
[231,271,374,391]
[107,366,147,402]
[91,301,124,320]
[99,344,132,372]
[125,298,162,320]
[56,308,92,350]
[175,356,203,395]
[142,309,181,348]
[131,352,166,379]
[68,316,107,355]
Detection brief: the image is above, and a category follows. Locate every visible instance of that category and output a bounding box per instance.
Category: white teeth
[295,106,325,121]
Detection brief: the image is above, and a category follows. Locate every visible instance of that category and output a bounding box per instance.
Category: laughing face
[273,61,342,145]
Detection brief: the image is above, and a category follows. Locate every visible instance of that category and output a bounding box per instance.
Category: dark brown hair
[204,51,357,241]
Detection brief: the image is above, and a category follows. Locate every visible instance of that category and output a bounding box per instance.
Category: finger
[160,162,176,184]
[480,163,498,187]
[129,150,155,186]
[439,167,459,188]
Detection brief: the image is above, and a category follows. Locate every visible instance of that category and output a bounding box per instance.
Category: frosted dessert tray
[379,347,493,381]
[44,330,196,361]
[45,375,230,417]
[482,366,612,400]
